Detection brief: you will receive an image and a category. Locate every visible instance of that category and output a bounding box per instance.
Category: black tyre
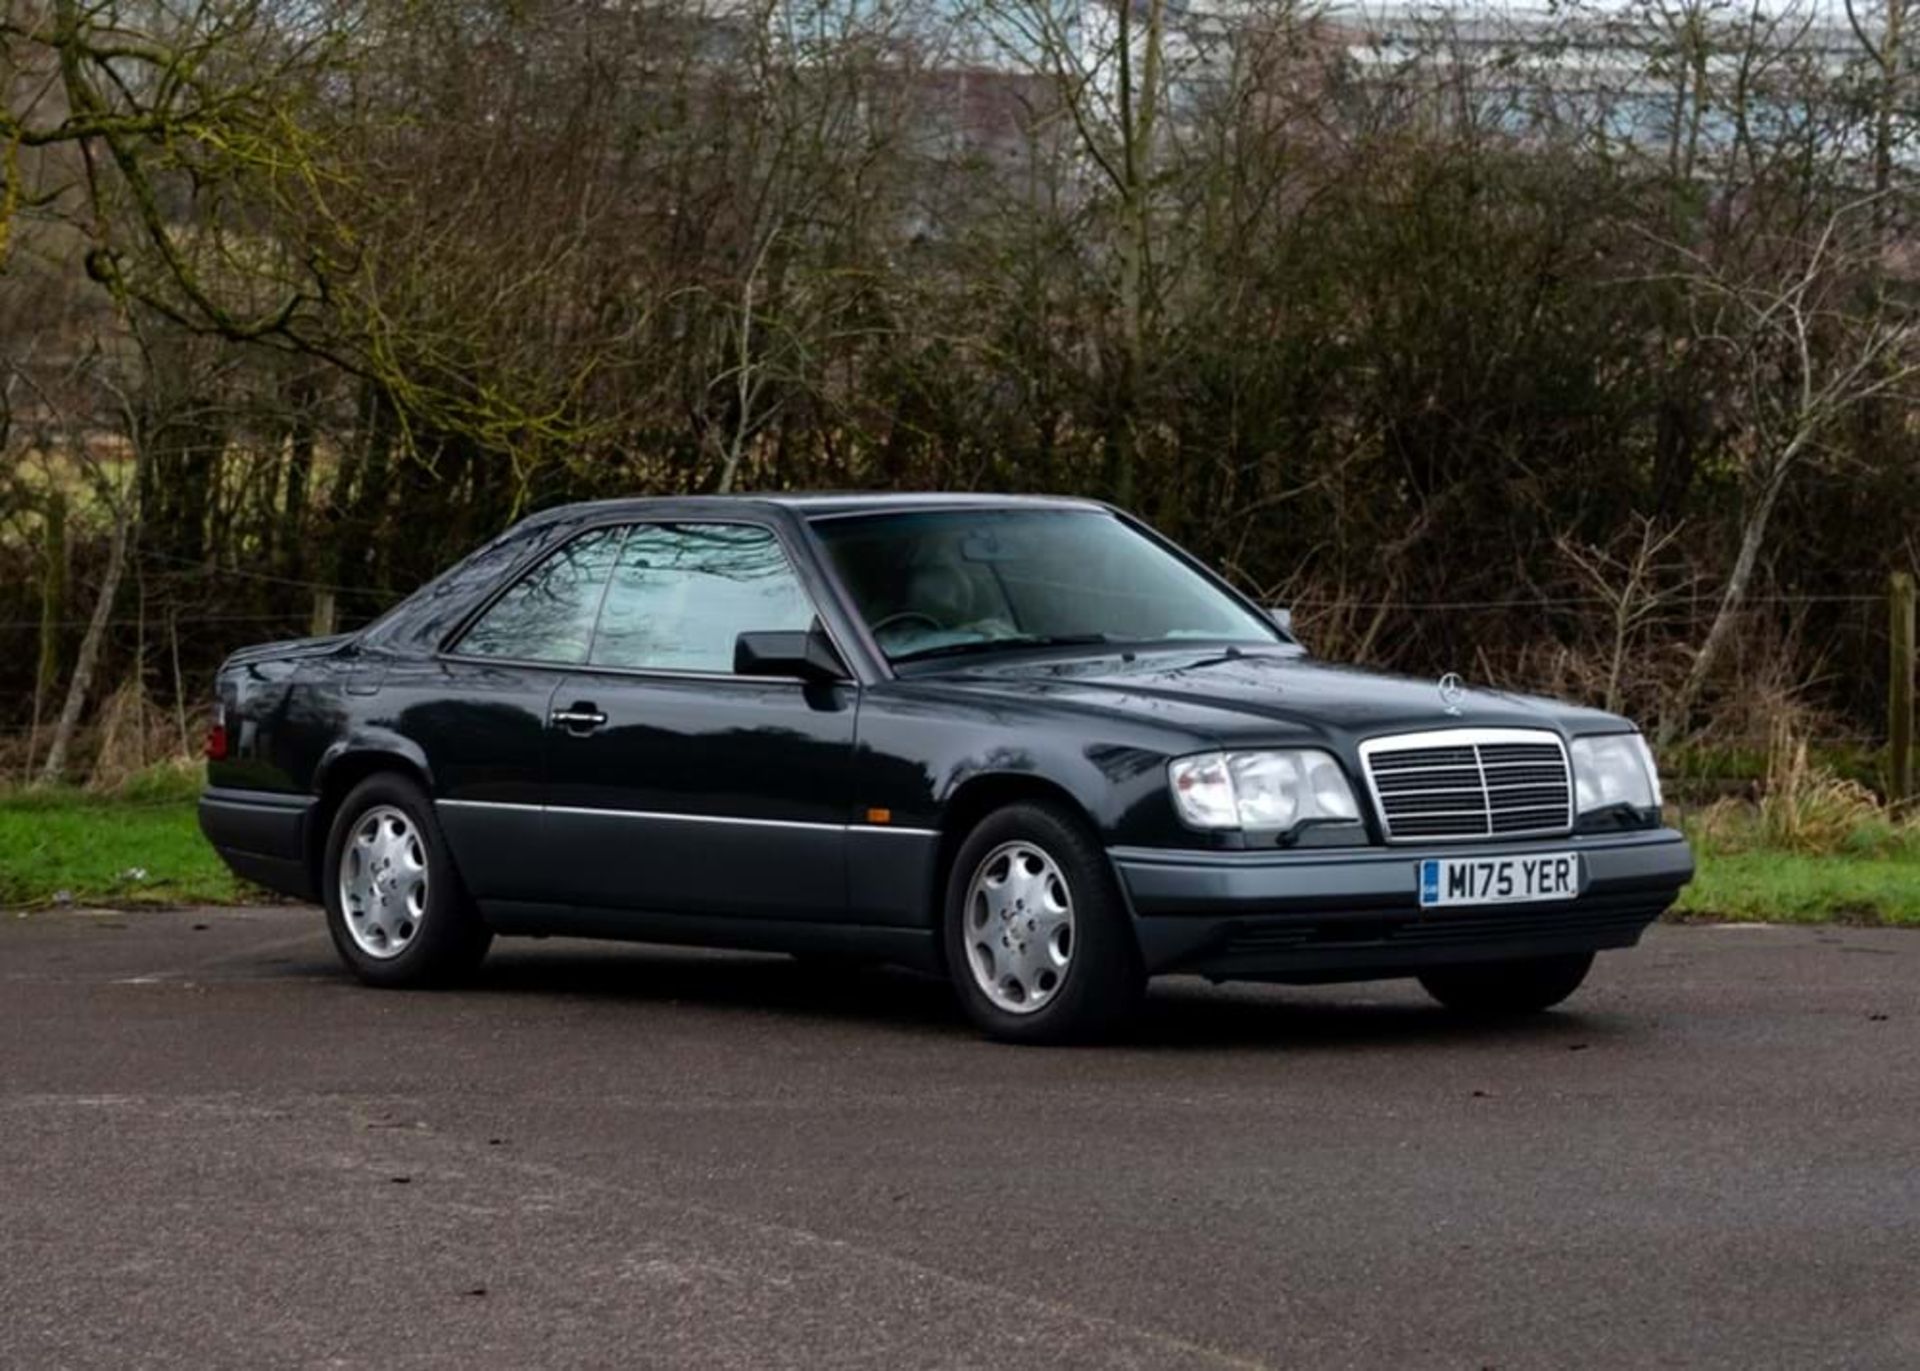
[1417,952,1594,1016]
[942,801,1143,1044]
[321,773,492,988]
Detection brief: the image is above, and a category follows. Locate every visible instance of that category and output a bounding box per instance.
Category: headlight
[1570,733,1662,814]
[1168,750,1360,832]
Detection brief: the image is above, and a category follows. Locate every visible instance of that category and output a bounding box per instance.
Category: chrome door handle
[550,705,608,734]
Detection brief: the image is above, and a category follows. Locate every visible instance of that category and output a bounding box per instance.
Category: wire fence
[0,613,314,630]
[4,602,1892,632]
[1,566,1911,787]
[30,542,1892,609]
[131,546,390,597]
[1289,593,1888,610]
[2,588,1906,662]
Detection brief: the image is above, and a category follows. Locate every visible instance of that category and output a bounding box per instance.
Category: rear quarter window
[359,517,581,651]
[452,527,626,663]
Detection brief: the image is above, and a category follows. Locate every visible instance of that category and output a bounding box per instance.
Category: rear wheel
[943,801,1142,1044]
[1417,952,1594,1015]
[323,774,491,987]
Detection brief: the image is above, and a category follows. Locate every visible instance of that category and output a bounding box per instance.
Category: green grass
[0,770,254,908]
[1676,849,1920,924]
[1669,787,1920,924]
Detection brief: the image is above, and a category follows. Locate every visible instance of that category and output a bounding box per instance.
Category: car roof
[530,491,1110,523]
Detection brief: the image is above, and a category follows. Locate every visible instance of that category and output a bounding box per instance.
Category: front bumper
[1110,828,1693,982]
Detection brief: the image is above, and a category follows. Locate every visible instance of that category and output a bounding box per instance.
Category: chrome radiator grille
[1359,729,1573,842]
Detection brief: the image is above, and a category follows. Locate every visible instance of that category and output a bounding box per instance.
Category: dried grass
[85,679,192,791]
[1691,719,1916,857]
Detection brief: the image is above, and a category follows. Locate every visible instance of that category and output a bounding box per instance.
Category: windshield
[810,508,1281,663]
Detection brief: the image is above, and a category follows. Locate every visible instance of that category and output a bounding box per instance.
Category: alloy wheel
[338,805,429,959]
[963,840,1075,1014]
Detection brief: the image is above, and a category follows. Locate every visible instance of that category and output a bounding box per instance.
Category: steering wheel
[871,610,944,637]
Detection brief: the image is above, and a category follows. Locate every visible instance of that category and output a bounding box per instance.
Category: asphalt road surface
[3,907,1917,1369]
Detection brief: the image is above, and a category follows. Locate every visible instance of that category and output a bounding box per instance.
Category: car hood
[912,647,1627,745]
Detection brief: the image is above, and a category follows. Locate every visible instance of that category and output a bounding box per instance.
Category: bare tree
[1558,517,1696,715]
[33,339,142,783]
[5,0,1920,764]
[1658,196,1920,741]
[1844,0,1909,236]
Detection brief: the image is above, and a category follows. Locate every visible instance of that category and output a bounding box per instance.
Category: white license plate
[1419,853,1581,908]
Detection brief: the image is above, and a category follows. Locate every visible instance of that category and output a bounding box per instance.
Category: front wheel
[322,774,491,988]
[1417,952,1594,1016]
[943,801,1143,1044]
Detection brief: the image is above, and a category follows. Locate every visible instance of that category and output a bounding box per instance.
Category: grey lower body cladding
[1111,829,1693,982]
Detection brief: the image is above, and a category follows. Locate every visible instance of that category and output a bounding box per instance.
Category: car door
[418,525,625,901]
[542,520,858,922]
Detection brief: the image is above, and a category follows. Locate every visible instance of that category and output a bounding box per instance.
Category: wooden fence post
[1892,571,1914,809]
[310,587,337,638]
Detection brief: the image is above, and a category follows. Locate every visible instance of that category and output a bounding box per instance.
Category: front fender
[853,684,1212,847]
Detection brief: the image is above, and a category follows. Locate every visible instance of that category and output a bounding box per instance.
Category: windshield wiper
[890,633,1114,664]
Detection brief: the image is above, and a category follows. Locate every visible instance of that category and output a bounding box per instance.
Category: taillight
[204,704,230,761]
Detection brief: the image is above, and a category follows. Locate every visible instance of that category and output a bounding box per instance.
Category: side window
[378,519,578,650]
[589,523,815,673]
[454,527,625,663]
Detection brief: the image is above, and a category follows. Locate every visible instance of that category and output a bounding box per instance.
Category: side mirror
[734,625,847,683]
[1267,605,1295,636]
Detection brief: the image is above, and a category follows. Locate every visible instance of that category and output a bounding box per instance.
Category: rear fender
[314,731,437,798]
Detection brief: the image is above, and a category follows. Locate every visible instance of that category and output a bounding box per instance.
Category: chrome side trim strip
[547,803,842,833]
[436,797,936,837]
